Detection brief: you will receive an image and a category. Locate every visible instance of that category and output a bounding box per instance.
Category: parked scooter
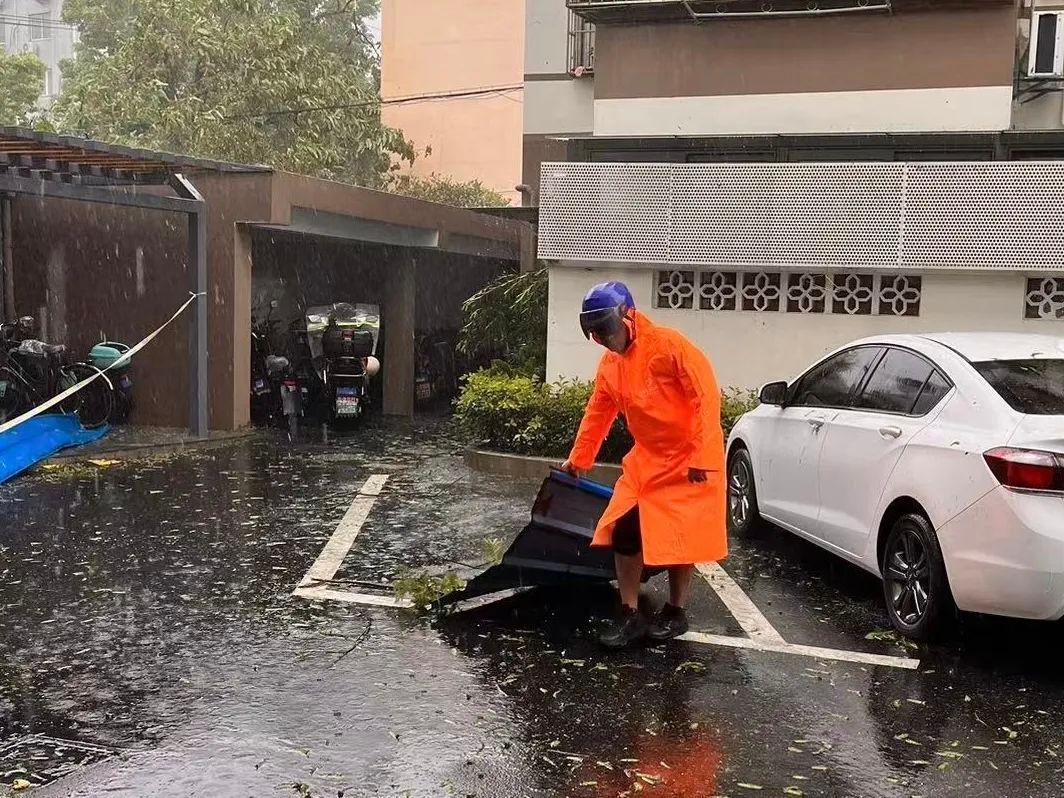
[89,340,134,423]
[414,330,458,408]
[304,303,381,423]
[250,306,301,434]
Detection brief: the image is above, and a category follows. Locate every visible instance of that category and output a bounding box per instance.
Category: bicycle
[0,325,114,429]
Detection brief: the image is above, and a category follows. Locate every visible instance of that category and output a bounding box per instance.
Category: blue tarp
[0,415,108,485]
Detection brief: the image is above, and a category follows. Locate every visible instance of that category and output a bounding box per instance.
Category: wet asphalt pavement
[2,417,1064,797]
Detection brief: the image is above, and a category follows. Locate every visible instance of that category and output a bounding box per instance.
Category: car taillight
[984,447,1064,493]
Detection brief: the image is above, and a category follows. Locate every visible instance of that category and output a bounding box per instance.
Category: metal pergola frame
[0,173,208,438]
[0,128,253,439]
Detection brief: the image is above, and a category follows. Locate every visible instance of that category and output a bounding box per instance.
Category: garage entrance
[248,227,512,422]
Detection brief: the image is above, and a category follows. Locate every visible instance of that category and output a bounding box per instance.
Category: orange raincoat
[568,310,727,566]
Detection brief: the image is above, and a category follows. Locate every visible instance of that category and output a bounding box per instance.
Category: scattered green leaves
[394,569,465,613]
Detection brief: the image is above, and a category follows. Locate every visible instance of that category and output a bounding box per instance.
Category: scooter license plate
[335,396,361,416]
[337,387,360,397]
[253,379,269,395]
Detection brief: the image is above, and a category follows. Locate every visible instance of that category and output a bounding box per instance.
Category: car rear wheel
[727,447,761,535]
[881,512,953,642]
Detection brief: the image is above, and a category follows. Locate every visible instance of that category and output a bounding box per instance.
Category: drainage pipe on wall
[1,196,13,321]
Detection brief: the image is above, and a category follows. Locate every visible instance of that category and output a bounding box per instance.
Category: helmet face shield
[579,306,624,341]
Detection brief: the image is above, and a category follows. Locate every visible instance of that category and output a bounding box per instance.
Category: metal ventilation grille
[538,163,672,263]
[901,162,1064,270]
[672,163,904,268]
[539,162,1064,271]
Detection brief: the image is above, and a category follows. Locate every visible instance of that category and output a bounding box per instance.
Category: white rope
[0,292,204,436]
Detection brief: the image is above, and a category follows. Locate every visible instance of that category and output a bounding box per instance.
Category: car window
[972,359,1064,415]
[856,349,936,415]
[911,371,952,416]
[789,347,881,408]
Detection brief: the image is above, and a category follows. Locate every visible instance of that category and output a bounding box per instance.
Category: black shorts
[612,506,642,556]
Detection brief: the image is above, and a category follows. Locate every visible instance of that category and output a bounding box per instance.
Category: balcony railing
[567,10,595,76]
[567,0,1012,25]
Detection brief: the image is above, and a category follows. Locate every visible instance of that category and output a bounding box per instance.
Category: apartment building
[525,0,1064,185]
[380,0,526,204]
[523,0,596,201]
[0,0,77,107]
[534,1,1064,391]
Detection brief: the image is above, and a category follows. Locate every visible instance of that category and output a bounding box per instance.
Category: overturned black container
[441,469,657,605]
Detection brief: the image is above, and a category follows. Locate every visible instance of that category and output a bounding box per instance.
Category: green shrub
[722,388,759,439]
[455,368,759,463]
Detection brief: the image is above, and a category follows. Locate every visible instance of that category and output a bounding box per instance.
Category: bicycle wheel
[0,367,32,424]
[58,364,114,429]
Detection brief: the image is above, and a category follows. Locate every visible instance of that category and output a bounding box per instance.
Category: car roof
[848,332,1064,362]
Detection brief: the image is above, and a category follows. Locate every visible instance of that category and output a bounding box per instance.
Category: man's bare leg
[668,565,695,608]
[615,551,644,610]
[599,551,648,649]
[648,565,694,643]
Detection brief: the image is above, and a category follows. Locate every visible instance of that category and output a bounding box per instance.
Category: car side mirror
[759,381,788,406]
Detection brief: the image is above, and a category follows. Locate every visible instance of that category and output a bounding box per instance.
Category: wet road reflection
[0,418,1062,796]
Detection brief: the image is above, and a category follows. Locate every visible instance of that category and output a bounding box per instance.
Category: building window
[831,273,875,315]
[740,272,782,313]
[878,275,922,317]
[699,271,738,311]
[567,10,595,76]
[1025,277,1064,320]
[1031,11,1064,77]
[656,270,923,317]
[656,270,695,309]
[29,12,51,41]
[786,273,828,314]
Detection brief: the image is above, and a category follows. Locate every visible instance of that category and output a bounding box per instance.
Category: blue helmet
[579,281,635,340]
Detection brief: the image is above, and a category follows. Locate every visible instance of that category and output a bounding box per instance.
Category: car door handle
[879,425,903,439]
[807,418,824,430]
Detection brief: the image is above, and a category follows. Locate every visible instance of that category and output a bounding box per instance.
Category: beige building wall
[592,8,1018,138]
[381,0,525,204]
[548,266,1064,393]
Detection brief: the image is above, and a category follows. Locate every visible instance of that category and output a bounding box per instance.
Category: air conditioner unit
[1030,11,1064,77]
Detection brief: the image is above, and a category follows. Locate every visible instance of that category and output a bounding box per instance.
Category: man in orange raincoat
[561,281,727,649]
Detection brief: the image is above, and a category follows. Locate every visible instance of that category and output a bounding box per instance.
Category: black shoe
[599,607,648,650]
[647,604,689,643]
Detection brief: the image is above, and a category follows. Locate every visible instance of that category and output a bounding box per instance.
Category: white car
[727,332,1064,640]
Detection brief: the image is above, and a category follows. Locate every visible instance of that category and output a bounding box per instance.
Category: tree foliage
[0,52,45,126]
[389,173,510,208]
[458,269,547,376]
[53,0,413,184]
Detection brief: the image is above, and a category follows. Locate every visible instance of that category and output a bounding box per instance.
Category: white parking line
[679,630,919,670]
[696,562,786,643]
[293,477,919,671]
[296,474,389,590]
[294,584,412,609]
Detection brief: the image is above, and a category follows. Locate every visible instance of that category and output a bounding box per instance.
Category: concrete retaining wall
[464,449,621,486]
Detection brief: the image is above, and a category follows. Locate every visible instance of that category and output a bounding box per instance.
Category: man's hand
[561,459,585,478]
[688,468,710,484]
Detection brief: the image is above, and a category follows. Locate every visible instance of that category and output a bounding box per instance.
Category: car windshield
[972,359,1064,415]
